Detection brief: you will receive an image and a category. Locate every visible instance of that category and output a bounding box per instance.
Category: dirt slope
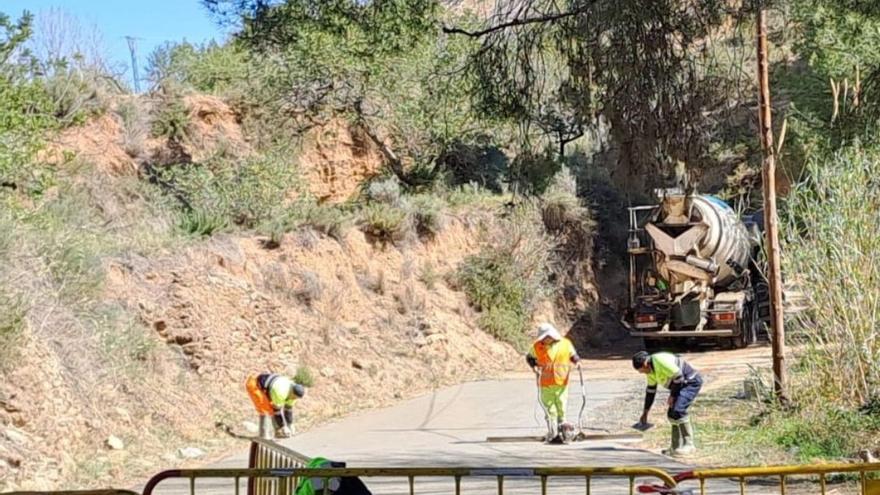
[0,218,520,490]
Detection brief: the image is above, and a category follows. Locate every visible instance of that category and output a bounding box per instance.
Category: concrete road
[144,374,760,495]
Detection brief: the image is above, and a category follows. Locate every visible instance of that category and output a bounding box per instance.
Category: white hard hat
[535,323,562,342]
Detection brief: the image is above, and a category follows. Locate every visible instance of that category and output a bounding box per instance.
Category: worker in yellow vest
[246,373,306,440]
[526,323,581,443]
[632,351,703,456]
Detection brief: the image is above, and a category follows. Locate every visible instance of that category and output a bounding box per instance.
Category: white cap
[535,323,562,342]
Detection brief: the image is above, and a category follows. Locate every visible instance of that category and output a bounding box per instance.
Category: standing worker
[526,323,581,443]
[632,351,702,456]
[246,372,306,440]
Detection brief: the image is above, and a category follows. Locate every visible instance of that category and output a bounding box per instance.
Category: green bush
[359,202,410,244]
[0,13,57,193]
[456,204,551,350]
[294,366,315,387]
[771,407,878,461]
[458,251,532,349]
[151,92,191,142]
[152,149,299,233]
[179,208,228,237]
[147,41,250,95]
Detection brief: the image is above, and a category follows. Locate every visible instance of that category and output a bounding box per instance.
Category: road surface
[143,347,775,495]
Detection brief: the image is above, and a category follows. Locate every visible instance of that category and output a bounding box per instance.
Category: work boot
[661,422,681,456]
[560,422,574,444]
[674,418,696,456]
[258,416,274,440]
[545,420,558,443]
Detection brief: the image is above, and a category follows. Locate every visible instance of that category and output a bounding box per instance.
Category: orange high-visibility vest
[531,338,576,387]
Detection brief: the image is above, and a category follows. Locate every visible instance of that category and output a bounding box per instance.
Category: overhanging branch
[442,3,595,38]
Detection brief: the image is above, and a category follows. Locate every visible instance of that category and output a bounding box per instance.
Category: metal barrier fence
[6,491,139,495]
[637,461,880,494]
[247,439,312,495]
[142,466,678,495]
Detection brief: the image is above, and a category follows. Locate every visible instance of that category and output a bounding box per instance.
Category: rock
[106,435,124,450]
[320,367,335,378]
[114,407,131,422]
[242,421,259,434]
[3,428,27,445]
[178,447,205,459]
[351,360,364,370]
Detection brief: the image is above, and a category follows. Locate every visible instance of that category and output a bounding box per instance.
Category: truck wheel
[731,305,756,349]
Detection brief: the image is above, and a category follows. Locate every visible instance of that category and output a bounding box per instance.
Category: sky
[3,0,230,90]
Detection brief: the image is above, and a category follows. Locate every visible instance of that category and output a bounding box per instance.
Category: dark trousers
[667,375,702,421]
[272,406,294,428]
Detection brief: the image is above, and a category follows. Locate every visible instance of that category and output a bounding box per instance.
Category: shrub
[408,194,446,240]
[456,203,551,350]
[359,202,410,245]
[294,366,315,387]
[292,270,323,307]
[304,205,349,241]
[458,251,532,349]
[0,288,26,373]
[782,144,880,406]
[419,262,439,290]
[771,407,878,461]
[115,98,150,158]
[152,149,299,232]
[147,41,249,95]
[93,305,157,376]
[508,151,560,196]
[151,89,191,142]
[365,176,402,205]
[179,208,228,237]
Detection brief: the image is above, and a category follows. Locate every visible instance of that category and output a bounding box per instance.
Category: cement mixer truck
[623,189,768,349]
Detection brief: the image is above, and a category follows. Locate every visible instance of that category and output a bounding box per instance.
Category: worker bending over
[246,372,306,440]
[526,323,581,443]
[632,351,702,456]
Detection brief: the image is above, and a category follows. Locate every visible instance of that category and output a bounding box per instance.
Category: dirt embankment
[0,218,520,490]
[41,95,382,205]
[0,93,520,490]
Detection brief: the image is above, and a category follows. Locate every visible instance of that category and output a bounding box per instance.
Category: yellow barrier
[646,461,880,494]
[247,439,311,495]
[142,466,678,495]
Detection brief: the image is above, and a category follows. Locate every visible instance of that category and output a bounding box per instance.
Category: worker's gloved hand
[632,421,653,431]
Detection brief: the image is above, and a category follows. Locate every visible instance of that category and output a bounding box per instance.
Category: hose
[534,369,552,436]
[577,365,587,432]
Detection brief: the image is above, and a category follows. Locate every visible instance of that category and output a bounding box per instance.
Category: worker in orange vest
[246,373,306,440]
[526,323,581,443]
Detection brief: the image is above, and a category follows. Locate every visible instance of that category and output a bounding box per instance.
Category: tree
[445,0,756,192]
[0,11,56,192]
[202,0,490,186]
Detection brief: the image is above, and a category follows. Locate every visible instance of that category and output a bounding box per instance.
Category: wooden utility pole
[756,5,788,403]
